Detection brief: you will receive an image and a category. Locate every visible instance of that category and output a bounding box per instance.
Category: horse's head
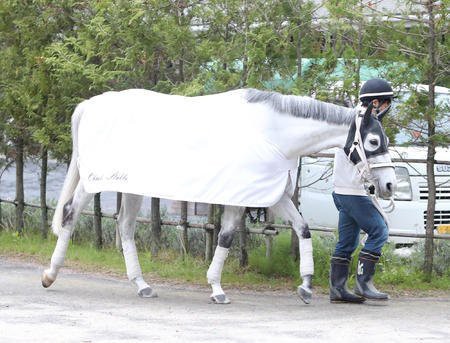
[344,104,397,199]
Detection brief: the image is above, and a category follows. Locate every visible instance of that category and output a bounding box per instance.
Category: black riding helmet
[359,78,394,104]
[359,78,394,121]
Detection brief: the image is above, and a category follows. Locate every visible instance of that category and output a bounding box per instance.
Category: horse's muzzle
[379,182,394,199]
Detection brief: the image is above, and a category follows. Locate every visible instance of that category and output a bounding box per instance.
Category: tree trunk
[424,134,436,280]
[290,158,302,261]
[15,138,25,234]
[94,193,102,249]
[0,160,13,229]
[355,0,364,103]
[176,6,185,84]
[178,59,185,83]
[293,2,303,259]
[241,2,250,87]
[296,34,302,79]
[295,0,303,79]
[151,197,161,256]
[423,0,437,281]
[40,146,49,239]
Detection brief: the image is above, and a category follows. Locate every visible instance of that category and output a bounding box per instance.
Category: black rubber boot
[354,251,389,300]
[330,256,365,303]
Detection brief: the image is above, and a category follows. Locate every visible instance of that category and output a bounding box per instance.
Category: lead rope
[370,194,394,225]
[369,164,396,215]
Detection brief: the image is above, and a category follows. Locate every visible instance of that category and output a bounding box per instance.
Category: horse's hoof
[210,294,231,304]
[298,285,312,304]
[41,271,55,288]
[138,287,158,298]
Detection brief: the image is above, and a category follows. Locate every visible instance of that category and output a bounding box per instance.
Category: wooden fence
[1,153,449,265]
[0,194,449,267]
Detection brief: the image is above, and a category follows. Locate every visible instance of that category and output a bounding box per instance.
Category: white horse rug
[78,89,297,207]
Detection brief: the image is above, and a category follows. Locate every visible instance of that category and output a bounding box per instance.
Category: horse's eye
[370,139,379,146]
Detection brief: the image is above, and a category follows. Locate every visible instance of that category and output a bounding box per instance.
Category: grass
[1,228,449,296]
[0,229,297,291]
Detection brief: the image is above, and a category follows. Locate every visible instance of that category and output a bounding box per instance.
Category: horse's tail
[51,102,85,236]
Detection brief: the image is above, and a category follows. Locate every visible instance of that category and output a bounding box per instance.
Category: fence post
[265,209,275,260]
[265,235,273,259]
[0,160,13,230]
[205,204,214,261]
[115,192,122,251]
[179,201,189,256]
[239,213,248,267]
[15,138,25,235]
[40,146,48,239]
[151,197,161,256]
[94,193,102,249]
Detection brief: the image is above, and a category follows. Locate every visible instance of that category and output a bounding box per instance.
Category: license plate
[437,224,450,234]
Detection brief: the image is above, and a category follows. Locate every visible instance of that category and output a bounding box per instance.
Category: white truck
[299,86,450,245]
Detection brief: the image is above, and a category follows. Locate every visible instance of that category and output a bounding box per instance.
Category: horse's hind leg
[42,182,93,287]
[270,194,314,304]
[118,193,156,298]
[207,205,245,304]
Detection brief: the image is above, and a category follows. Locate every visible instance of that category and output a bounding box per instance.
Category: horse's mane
[245,89,356,126]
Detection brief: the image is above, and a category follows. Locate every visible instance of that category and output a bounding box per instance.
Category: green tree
[333,0,449,278]
[375,0,449,280]
[0,1,79,236]
[0,1,55,233]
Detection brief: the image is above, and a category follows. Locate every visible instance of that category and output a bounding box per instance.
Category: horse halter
[346,107,396,213]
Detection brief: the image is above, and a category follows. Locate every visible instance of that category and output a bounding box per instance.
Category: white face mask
[374,101,391,121]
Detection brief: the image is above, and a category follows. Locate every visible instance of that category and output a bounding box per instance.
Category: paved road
[0,258,449,343]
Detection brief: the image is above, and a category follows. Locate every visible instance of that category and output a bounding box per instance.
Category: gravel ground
[0,257,449,343]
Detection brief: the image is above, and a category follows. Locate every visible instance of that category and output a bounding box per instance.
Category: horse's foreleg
[270,194,314,304]
[118,194,156,298]
[207,205,245,304]
[42,182,93,288]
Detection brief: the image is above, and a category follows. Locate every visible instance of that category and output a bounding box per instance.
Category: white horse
[42,89,396,304]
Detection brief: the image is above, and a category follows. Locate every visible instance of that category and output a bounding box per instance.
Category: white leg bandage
[122,240,142,281]
[49,229,72,277]
[134,276,150,291]
[207,246,229,286]
[299,238,314,276]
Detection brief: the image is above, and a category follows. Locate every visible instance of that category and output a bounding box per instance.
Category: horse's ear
[362,102,373,126]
